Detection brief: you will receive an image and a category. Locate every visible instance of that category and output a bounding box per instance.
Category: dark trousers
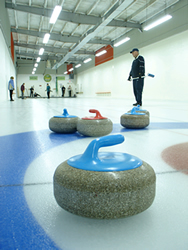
[47,91,50,98]
[133,78,144,104]
[9,90,13,100]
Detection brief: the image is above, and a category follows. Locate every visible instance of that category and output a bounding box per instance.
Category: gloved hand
[127,76,131,81]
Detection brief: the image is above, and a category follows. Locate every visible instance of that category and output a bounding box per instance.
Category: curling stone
[77,109,113,137]
[49,108,79,133]
[54,134,156,219]
[128,105,150,116]
[120,107,149,129]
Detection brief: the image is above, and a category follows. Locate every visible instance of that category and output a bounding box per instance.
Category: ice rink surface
[1,97,188,250]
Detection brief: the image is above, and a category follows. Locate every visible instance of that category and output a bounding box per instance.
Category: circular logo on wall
[44,74,52,82]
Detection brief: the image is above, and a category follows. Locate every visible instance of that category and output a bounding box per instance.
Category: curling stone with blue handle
[77,109,113,137]
[53,134,156,219]
[128,105,150,116]
[121,107,149,129]
[49,108,79,133]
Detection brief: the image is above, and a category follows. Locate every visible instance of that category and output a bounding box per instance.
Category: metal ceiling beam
[14,42,95,55]
[53,0,134,69]
[11,27,112,45]
[5,2,141,29]
[16,52,82,62]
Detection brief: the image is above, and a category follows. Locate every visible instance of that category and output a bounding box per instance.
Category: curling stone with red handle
[53,134,156,219]
[77,109,113,137]
[49,108,79,133]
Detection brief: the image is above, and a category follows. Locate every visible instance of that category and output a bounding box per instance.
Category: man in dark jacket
[128,48,145,106]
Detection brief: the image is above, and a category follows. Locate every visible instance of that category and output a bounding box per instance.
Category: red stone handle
[89,109,105,119]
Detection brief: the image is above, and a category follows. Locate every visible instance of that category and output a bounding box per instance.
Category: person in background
[21,83,25,99]
[8,76,15,101]
[46,83,51,99]
[128,48,145,106]
[34,92,41,98]
[61,85,66,97]
[68,85,72,97]
[30,86,34,98]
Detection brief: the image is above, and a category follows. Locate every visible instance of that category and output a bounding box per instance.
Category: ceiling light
[39,48,44,55]
[75,64,81,68]
[64,71,68,74]
[43,33,50,44]
[144,14,172,31]
[114,37,130,47]
[34,63,38,67]
[95,50,107,57]
[33,68,36,71]
[32,71,35,74]
[83,58,92,63]
[68,68,73,72]
[50,5,62,24]
[36,57,41,62]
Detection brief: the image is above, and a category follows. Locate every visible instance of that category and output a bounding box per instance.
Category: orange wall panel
[11,32,14,63]
[95,45,113,66]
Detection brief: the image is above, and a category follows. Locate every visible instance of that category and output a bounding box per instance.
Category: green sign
[29,76,38,80]
[57,76,65,80]
[44,74,52,82]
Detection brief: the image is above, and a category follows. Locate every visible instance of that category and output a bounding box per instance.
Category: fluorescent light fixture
[39,48,44,55]
[114,37,130,47]
[34,63,38,67]
[75,64,81,68]
[50,5,62,24]
[68,68,74,72]
[95,50,107,57]
[144,14,172,31]
[64,71,68,74]
[33,68,36,71]
[36,57,41,62]
[43,33,50,44]
[83,58,92,63]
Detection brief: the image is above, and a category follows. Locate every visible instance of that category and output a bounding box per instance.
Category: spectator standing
[61,85,66,97]
[21,83,25,99]
[8,76,15,101]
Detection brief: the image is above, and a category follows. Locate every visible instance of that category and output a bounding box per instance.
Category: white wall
[77,30,188,101]
[0,29,16,101]
[17,74,77,98]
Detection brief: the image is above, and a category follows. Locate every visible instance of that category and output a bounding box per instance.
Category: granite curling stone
[49,108,79,133]
[77,109,113,137]
[128,105,150,116]
[53,134,156,219]
[120,107,149,129]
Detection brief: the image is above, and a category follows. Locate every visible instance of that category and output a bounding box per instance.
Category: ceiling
[5,0,179,70]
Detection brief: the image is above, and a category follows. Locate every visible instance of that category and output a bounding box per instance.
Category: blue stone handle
[79,134,124,162]
[67,134,142,171]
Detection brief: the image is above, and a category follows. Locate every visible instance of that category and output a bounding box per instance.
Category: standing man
[128,48,145,106]
[61,85,66,97]
[21,83,25,99]
[8,76,15,101]
[68,85,72,97]
[46,83,51,99]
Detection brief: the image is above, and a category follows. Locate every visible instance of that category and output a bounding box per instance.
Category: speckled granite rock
[49,117,79,133]
[49,108,79,133]
[120,113,149,129]
[77,109,113,137]
[77,118,113,137]
[54,160,156,219]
